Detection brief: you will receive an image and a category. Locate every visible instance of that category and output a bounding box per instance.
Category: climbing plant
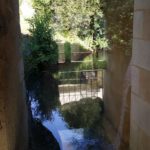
[64,42,71,63]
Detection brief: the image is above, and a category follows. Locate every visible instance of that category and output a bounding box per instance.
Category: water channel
[30,70,114,150]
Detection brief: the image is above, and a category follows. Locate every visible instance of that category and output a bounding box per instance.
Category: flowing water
[30,70,114,150]
[31,98,113,150]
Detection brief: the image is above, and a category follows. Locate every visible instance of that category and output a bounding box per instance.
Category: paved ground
[59,88,103,105]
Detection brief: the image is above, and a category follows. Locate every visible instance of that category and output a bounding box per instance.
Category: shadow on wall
[101,0,133,149]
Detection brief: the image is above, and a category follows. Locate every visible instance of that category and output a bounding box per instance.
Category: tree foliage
[52,0,107,49]
[30,0,107,50]
[24,0,59,93]
[23,0,59,119]
[101,0,134,53]
[28,0,58,67]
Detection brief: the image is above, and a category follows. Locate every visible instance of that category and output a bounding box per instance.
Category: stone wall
[102,1,133,149]
[103,48,131,149]
[130,0,150,149]
[0,0,28,150]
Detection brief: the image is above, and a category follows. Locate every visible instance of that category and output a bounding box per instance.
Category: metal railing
[58,69,104,104]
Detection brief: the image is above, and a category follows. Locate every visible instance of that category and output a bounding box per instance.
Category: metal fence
[58,69,104,105]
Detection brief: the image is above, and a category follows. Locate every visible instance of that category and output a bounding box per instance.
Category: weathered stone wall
[103,48,131,149]
[0,0,28,150]
[130,0,150,149]
[102,1,133,149]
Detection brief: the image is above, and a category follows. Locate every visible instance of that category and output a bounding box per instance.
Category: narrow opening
[19,0,133,149]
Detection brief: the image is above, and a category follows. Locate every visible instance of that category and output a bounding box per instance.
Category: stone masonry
[0,0,28,150]
[130,0,150,149]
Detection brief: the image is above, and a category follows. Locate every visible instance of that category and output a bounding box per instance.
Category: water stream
[31,97,113,150]
[29,69,114,150]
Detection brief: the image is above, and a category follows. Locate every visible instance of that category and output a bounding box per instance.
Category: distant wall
[58,42,92,63]
[0,0,28,150]
[130,0,150,149]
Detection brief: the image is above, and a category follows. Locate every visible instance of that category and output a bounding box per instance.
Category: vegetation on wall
[76,57,107,71]
[64,42,71,63]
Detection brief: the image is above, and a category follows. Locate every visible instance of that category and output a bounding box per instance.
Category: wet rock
[29,119,60,150]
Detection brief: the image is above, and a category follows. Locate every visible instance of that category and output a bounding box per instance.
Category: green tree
[24,0,59,119]
[48,0,107,50]
[101,0,133,54]
[28,0,58,69]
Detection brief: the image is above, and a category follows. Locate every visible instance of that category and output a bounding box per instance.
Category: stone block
[132,39,150,71]
[135,0,150,10]
[143,10,150,40]
[132,66,150,102]
[131,93,150,136]
[133,10,150,40]
[133,11,143,39]
[130,120,150,150]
